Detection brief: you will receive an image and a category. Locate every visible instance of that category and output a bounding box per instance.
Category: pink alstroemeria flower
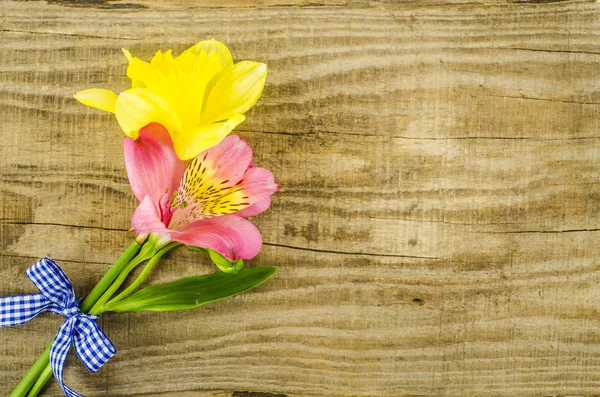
[125,123,279,260]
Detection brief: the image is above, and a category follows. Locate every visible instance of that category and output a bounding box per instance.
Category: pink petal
[200,135,253,185]
[237,167,280,205]
[170,215,262,260]
[235,197,272,218]
[131,195,171,234]
[167,135,257,228]
[124,123,186,219]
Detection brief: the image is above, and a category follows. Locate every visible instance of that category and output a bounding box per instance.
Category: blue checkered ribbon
[0,258,116,397]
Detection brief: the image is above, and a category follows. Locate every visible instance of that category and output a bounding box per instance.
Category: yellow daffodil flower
[75,40,267,160]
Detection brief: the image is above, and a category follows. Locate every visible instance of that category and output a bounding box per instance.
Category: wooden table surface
[2,0,600,396]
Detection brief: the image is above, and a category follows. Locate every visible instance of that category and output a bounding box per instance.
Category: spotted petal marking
[169,152,250,228]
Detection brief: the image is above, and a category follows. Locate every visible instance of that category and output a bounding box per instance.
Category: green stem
[25,366,52,397]
[81,239,144,312]
[9,239,144,397]
[106,242,180,306]
[9,346,50,397]
[88,241,160,315]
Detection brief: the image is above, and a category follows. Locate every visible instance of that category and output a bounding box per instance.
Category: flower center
[168,152,250,229]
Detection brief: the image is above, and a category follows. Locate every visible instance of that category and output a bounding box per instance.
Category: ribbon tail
[0,294,53,327]
[50,318,84,397]
[73,317,116,373]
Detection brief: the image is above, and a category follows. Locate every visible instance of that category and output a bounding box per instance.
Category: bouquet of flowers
[1,40,279,397]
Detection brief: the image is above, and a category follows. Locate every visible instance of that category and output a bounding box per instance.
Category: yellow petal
[183,39,233,68]
[201,61,267,124]
[126,56,159,88]
[122,48,133,61]
[150,50,176,76]
[144,52,224,132]
[115,88,182,139]
[173,114,245,160]
[74,89,118,113]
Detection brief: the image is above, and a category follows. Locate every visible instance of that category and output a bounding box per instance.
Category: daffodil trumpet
[75,39,267,160]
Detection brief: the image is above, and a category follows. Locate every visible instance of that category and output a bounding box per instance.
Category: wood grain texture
[2,0,600,395]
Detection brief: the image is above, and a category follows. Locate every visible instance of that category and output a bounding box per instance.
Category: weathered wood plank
[1,0,600,396]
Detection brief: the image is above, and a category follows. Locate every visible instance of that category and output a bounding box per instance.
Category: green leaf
[187,246,244,274]
[102,267,276,313]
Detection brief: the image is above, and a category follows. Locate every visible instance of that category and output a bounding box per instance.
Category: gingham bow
[0,258,116,397]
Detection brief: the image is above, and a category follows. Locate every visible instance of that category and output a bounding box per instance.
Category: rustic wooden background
[2,0,600,396]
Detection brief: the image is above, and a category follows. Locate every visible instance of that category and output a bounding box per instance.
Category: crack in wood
[262,242,441,260]
[232,392,288,397]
